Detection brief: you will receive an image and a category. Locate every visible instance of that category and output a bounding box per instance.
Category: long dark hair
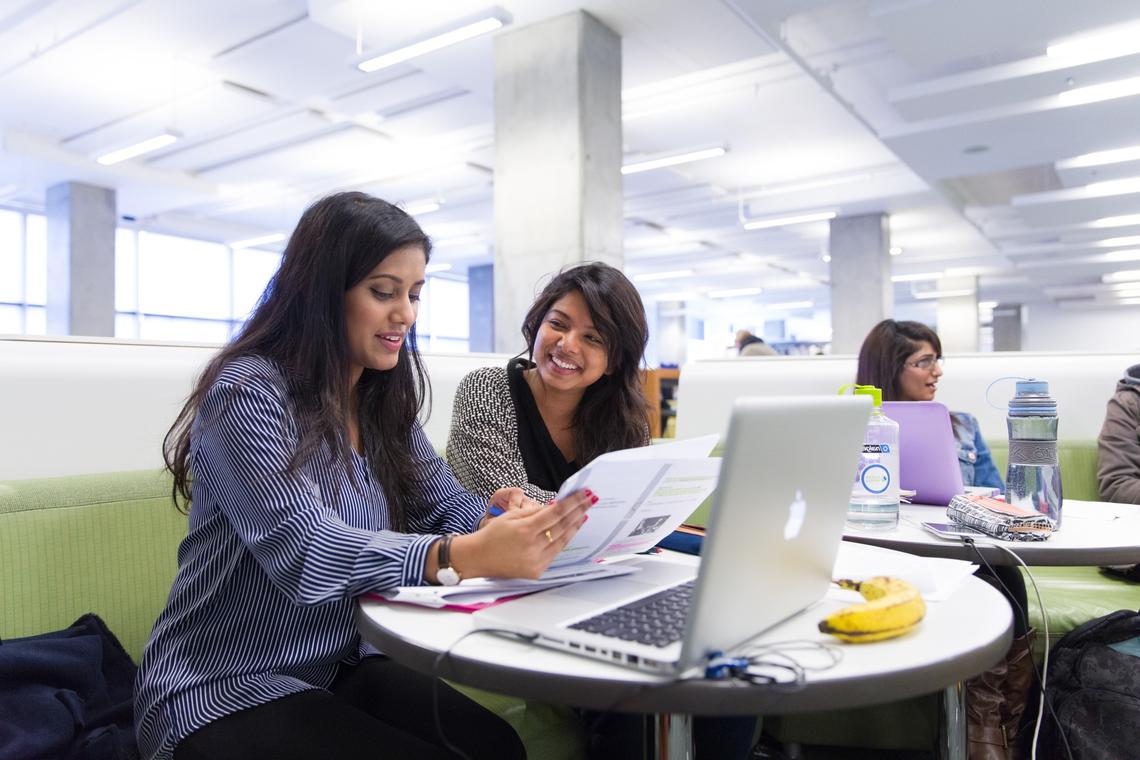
[522,262,650,464]
[164,192,432,530]
[855,319,942,402]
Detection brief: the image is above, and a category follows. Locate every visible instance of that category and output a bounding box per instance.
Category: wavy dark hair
[855,319,942,402]
[522,262,650,464]
[164,192,432,530]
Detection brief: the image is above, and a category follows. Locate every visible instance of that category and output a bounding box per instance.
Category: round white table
[356,567,1011,759]
[844,500,1140,565]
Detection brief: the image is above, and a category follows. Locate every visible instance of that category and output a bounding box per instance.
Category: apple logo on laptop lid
[784,489,807,540]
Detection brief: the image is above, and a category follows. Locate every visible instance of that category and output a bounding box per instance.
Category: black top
[506,357,578,492]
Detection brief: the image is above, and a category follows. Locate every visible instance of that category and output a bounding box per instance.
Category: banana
[818,576,926,643]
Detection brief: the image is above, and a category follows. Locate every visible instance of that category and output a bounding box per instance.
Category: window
[114,230,283,342]
[0,209,47,334]
[1,211,469,350]
[418,276,469,353]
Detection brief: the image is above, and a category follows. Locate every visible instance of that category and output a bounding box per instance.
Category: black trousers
[174,657,525,760]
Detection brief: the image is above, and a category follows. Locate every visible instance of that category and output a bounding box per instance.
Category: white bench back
[674,352,1137,443]
[0,336,511,480]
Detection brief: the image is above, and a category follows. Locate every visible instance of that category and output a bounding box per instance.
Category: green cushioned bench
[0,471,586,760]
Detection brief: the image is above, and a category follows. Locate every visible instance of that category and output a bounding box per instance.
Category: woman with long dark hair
[134,192,593,760]
[856,319,1031,760]
[446,262,650,502]
[447,262,756,759]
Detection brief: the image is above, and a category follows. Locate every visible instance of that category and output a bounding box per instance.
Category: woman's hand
[479,487,528,527]
[452,489,596,580]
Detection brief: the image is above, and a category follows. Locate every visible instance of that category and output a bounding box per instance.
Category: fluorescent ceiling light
[764,300,813,310]
[621,146,727,175]
[1047,24,1140,63]
[1095,234,1140,247]
[978,301,999,309]
[913,288,976,300]
[707,287,763,298]
[1084,177,1140,198]
[742,210,837,231]
[1061,145,1140,169]
[94,131,180,165]
[403,199,442,216]
[651,291,696,302]
[230,232,286,249]
[633,269,692,282]
[1091,213,1140,228]
[1103,269,1140,283]
[1057,76,1140,107]
[889,246,903,256]
[357,13,507,73]
[821,254,832,263]
[425,262,452,274]
[891,272,944,283]
[1104,249,1140,262]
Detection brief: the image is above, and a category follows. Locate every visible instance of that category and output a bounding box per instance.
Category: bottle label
[862,444,891,453]
[860,463,891,494]
[1009,439,1057,465]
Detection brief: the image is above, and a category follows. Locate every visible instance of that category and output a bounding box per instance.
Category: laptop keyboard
[568,580,694,648]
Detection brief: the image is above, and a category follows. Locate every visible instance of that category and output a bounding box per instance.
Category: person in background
[134,192,593,760]
[735,328,778,357]
[856,319,1002,490]
[447,262,756,760]
[856,318,1029,760]
[1097,362,1140,504]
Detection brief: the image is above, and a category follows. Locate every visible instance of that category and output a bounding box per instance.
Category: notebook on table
[473,394,872,674]
[880,401,964,507]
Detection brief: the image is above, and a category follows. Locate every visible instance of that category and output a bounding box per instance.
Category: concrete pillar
[935,276,979,352]
[46,182,116,336]
[492,11,623,352]
[992,302,1024,351]
[829,213,891,353]
[468,263,494,353]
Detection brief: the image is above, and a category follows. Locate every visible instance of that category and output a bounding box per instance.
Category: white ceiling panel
[210,17,377,102]
[870,0,1140,75]
[196,125,395,184]
[64,82,279,157]
[889,52,1140,121]
[883,94,1140,181]
[147,110,331,173]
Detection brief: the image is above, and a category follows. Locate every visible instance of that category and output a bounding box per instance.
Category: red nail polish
[590,495,599,504]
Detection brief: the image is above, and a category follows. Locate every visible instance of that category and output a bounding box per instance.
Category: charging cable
[962,538,1072,760]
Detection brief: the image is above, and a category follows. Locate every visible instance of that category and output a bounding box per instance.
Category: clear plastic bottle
[841,385,900,531]
[1006,378,1063,528]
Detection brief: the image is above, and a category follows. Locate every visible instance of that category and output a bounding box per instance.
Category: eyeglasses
[906,356,944,370]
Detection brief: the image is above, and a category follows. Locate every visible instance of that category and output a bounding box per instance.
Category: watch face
[438,566,461,586]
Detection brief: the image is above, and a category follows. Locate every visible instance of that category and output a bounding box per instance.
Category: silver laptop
[473,394,872,674]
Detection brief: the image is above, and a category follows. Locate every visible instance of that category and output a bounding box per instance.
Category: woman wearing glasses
[856,319,1029,760]
[856,318,1002,489]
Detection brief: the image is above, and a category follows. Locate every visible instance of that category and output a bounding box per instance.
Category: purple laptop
[881,401,964,507]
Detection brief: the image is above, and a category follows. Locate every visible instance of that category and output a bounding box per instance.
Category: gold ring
[544,529,553,543]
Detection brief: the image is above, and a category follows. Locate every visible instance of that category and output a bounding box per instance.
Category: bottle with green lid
[838,384,900,531]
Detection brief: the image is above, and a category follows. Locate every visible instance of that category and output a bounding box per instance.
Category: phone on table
[921,521,987,539]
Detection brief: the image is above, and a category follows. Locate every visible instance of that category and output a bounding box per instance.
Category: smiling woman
[134,192,595,760]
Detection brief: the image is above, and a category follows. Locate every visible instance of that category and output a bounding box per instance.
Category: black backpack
[1036,608,1140,759]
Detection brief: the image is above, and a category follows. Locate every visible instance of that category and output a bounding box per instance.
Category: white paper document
[552,434,721,567]
[376,435,721,609]
[377,562,641,608]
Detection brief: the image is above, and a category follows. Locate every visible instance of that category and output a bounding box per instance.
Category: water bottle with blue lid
[1005,378,1063,528]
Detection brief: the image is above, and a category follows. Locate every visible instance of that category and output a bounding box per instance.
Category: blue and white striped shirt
[134,355,486,759]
